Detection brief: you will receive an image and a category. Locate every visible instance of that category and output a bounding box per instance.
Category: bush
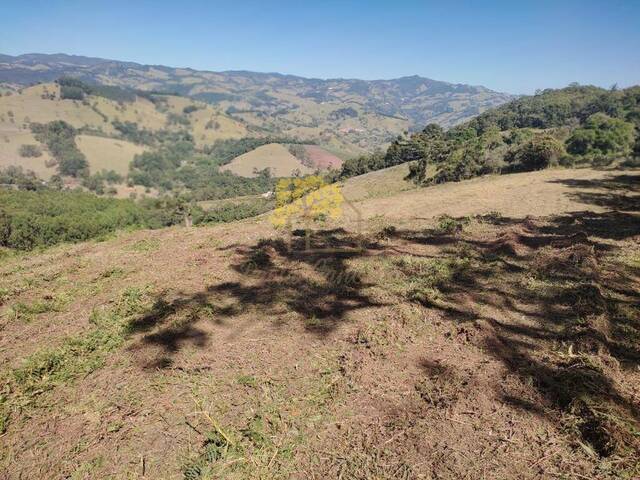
[60,85,84,100]
[195,199,273,225]
[18,144,42,158]
[509,134,565,171]
[0,166,41,190]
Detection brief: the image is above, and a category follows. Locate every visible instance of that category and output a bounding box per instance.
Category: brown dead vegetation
[0,168,638,479]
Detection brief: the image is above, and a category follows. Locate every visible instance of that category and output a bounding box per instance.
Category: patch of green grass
[4,294,70,322]
[70,456,105,480]
[0,400,8,434]
[236,375,258,387]
[0,286,150,431]
[129,238,161,252]
[97,267,126,280]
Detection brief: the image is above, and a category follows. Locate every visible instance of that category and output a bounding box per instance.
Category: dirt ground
[0,166,638,479]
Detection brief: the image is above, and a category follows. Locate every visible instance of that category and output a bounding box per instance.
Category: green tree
[566,113,635,156]
[510,134,565,171]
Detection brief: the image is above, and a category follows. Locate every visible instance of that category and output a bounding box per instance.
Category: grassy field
[1,164,638,479]
[76,135,147,176]
[220,143,315,177]
[340,162,416,202]
[0,129,57,179]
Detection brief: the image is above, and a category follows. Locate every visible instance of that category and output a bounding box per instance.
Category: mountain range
[0,53,513,153]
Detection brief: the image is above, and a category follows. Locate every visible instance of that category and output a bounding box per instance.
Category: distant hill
[335,84,640,184]
[0,81,251,195]
[0,53,514,152]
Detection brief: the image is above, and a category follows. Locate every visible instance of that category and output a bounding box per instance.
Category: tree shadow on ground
[549,173,640,212]
[386,175,640,462]
[126,229,389,368]
[125,171,640,463]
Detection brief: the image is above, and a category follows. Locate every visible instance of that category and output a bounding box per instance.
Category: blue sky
[1,0,639,94]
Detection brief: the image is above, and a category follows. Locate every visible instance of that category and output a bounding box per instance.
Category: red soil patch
[304,145,343,170]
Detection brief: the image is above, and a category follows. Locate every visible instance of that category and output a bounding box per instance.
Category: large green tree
[566,113,635,156]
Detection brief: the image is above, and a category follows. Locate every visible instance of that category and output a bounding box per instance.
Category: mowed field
[1,165,639,479]
[220,143,315,177]
[348,166,624,220]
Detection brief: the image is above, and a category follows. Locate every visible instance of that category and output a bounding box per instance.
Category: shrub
[509,134,565,171]
[60,85,84,100]
[18,144,42,158]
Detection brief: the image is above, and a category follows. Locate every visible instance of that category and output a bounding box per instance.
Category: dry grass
[75,135,146,176]
[0,129,57,178]
[220,143,315,178]
[341,162,417,202]
[0,166,638,479]
[352,167,622,221]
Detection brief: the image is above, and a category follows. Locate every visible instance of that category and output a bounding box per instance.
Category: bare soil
[1,166,638,479]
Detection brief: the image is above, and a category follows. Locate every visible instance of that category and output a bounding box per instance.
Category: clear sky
[1,0,639,94]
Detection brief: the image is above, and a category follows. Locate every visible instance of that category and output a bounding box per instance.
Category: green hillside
[334,85,640,184]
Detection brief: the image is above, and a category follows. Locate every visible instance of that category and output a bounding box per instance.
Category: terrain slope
[1,165,639,479]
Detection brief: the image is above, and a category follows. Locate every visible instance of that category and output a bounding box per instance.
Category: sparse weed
[353,320,397,355]
[374,224,397,240]
[0,287,11,303]
[392,255,472,305]
[98,267,126,279]
[4,294,69,322]
[435,214,470,235]
[183,356,343,479]
[0,286,150,431]
[236,375,258,387]
[129,238,160,252]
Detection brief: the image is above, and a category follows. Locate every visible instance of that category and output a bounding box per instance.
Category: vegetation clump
[30,120,88,177]
[18,144,42,158]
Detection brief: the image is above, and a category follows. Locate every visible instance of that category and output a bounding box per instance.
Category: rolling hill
[0,53,514,152]
[220,143,314,178]
[0,81,250,191]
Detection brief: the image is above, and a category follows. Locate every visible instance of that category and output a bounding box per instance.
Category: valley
[0,45,639,480]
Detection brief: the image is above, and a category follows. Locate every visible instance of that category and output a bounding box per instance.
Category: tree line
[333,84,640,184]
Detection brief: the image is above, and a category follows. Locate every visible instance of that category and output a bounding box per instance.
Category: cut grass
[4,294,69,322]
[182,356,345,479]
[0,286,150,433]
